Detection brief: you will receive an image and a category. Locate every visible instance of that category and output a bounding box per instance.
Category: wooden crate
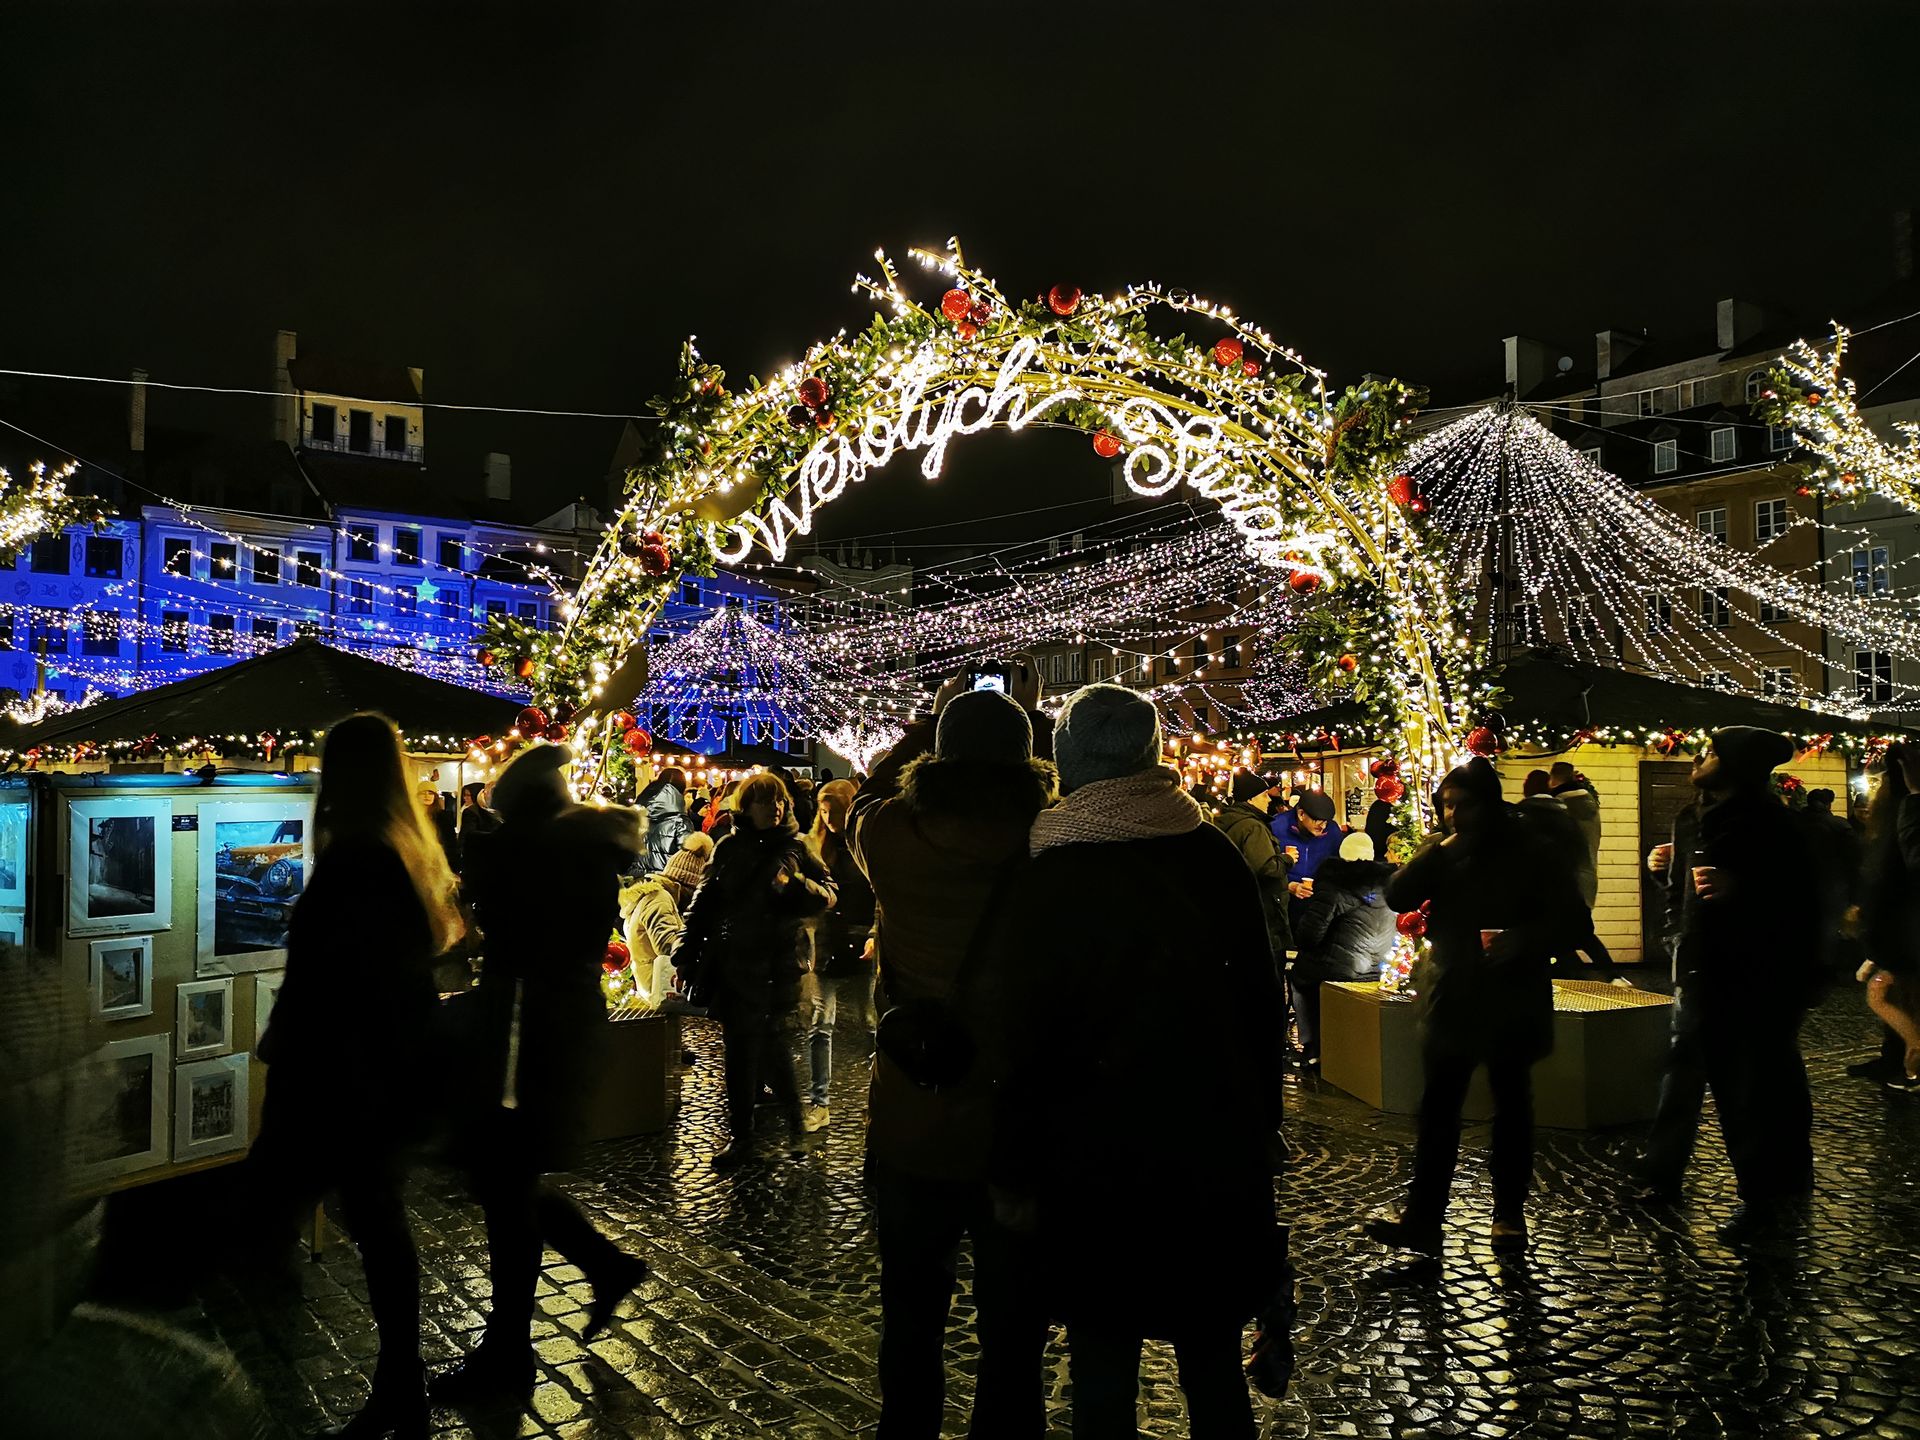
[582,1011,676,1141]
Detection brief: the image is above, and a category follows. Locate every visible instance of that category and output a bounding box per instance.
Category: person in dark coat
[850,671,1056,1440]
[1802,786,1865,995]
[435,743,649,1406]
[636,767,691,875]
[1522,770,1624,983]
[800,778,876,1129]
[256,714,466,1440]
[1366,758,1585,1256]
[673,771,836,1168]
[987,685,1286,1440]
[1289,832,1397,1065]
[1859,747,1920,1091]
[1212,768,1294,967]
[1635,727,1818,1231]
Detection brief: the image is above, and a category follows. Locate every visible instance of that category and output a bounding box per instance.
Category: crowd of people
[244,666,1920,1440]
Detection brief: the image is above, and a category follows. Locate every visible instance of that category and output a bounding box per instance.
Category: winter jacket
[1384,805,1586,1064]
[1271,809,1346,884]
[464,802,642,1169]
[850,715,1056,1182]
[621,878,686,1008]
[1521,794,1595,909]
[1550,782,1602,907]
[985,818,1285,1335]
[1213,799,1293,959]
[1803,807,1865,962]
[1291,857,1397,985]
[812,828,877,977]
[1864,793,1920,977]
[638,778,691,875]
[674,824,835,1020]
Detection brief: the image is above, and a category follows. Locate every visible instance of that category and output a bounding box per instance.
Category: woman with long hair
[673,771,835,1168]
[257,714,463,1439]
[1862,745,1920,1091]
[799,778,876,1129]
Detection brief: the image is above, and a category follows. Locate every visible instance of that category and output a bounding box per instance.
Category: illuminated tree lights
[1761,326,1920,511]
[0,462,104,560]
[515,239,1471,808]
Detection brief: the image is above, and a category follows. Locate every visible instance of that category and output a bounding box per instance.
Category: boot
[583,1251,649,1341]
[428,1341,536,1408]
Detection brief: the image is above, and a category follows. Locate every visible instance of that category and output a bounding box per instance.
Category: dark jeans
[870,1164,1048,1440]
[337,1167,422,1387]
[1289,979,1322,1056]
[468,1116,632,1347]
[1068,1326,1255,1440]
[1409,1048,1534,1224]
[721,1008,801,1141]
[1643,986,1708,1189]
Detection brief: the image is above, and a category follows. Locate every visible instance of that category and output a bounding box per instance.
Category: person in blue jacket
[1272,790,1347,922]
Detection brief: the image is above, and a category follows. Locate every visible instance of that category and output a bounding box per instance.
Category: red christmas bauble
[610,710,636,733]
[1336,653,1358,673]
[1047,284,1081,317]
[478,649,497,668]
[1092,430,1122,459]
[642,529,664,547]
[1466,726,1500,757]
[814,411,835,430]
[1241,358,1263,379]
[517,706,548,735]
[1374,776,1406,804]
[1795,484,1814,497]
[513,655,536,679]
[967,297,992,325]
[1408,495,1429,514]
[602,939,631,975]
[470,734,493,754]
[940,289,972,323]
[1370,757,1400,780]
[786,404,812,431]
[1387,473,1415,506]
[1396,909,1427,939]
[797,375,830,410]
[640,543,671,576]
[1805,391,1823,405]
[1288,569,1322,595]
[624,727,654,757]
[1211,337,1244,368]
[545,722,570,743]
[957,320,979,341]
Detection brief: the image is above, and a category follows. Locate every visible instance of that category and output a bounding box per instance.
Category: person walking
[1212,768,1294,974]
[1365,758,1584,1255]
[1289,832,1397,1066]
[1634,727,1818,1233]
[1859,745,1920,1093]
[986,685,1286,1440]
[801,778,876,1131]
[849,665,1055,1440]
[435,744,650,1405]
[255,714,466,1439]
[672,771,836,1168]
[637,766,692,875]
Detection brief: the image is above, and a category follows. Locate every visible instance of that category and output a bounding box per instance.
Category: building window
[681,580,701,606]
[1769,425,1794,453]
[29,536,70,574]
[1852,546,1890,596]
[211,541,238,575]
[208,614,235,654]
[163,538,191,577]
[1857,650,1894,704]
[516,602,537,625]
[80,617,118,657]
[161,611,188,653]
[348,409,373,453]
[1069,651,1085,683]
[1701,671,1735,691]
[0,607,13,649]
[1710,427,1737,464]
[392,528,421,566]
[1653,439,1679,475]
[348,525,378,562]
[1190,637,1207,672]
[1745,370,1769,404]
[1758,598,1787,625]
[384,415,409,454]
[294,619,320,641]
[753,599,776,624]
[1639,387,1675,417]
[30,610,68,655]
[1700,586,1731,629]
[1223,634,1242,669]
[1092,657,1109,682]
[438,535,463,571]
[1159,655,1175,678]
[395,588,417,618]
[485,599,507,619]
[350,581,372,615]
[1755,498,1789,544]
[253,548,281,584]
[295,550,323,586]
[1762,667,1796,698]
[1695,507,1727,546]
[252,618,277,647]
[1646,594,1673,635]
[1681,377,1718,409]
[311,404,336,444]
[84,536,123,579]
[1580,446,1603,468]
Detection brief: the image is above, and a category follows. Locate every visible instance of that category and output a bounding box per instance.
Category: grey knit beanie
[1710,726,1794,785]
[935,689,1034,765]
[1053,684,1163,793]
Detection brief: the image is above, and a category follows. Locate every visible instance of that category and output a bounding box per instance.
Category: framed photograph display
[254,972,285,1053]
[0,913,22,947]
[74,1032,170,1182]
[90,935,154,1019]
[68,797,173,937]
[195,800,312,976]
[173,1054,249,1163]
[176,977,234,1060]
[0,802,27,910]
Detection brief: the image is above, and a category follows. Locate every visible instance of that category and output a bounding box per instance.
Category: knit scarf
[1029,768,1205,856]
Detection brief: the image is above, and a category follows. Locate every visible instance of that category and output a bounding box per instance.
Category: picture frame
[195,800,313,976]
[0,912,23,947]
[253,971,285,1053]
[175,976,234,1060]
[0,802,27,911]
[89,935,154,1019]
[68,796,173,937]
[173,1053,250,1163]
[74,1032,170,1182]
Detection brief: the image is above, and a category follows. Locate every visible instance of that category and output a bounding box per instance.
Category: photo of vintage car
[209,819,305,957]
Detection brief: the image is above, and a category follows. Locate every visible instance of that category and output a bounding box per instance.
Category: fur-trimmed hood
[899,753,1058,821]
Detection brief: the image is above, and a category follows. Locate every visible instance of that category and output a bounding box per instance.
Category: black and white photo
[68,797,173,936]
[90,935,154,1019]
[176,976,233,1059]
[173,1053,249,1163]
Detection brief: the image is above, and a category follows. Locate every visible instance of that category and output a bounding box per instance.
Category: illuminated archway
[496,242,1477,795]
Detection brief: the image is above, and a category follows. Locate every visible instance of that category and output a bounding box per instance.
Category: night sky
[5,1,1917,552]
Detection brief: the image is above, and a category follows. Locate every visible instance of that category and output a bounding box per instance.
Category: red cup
[1480,928,1504,952]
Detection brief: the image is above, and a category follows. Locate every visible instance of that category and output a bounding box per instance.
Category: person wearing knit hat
[1051,683,1163,793]
[1635,724,1817,1233]
[935,687,1035,766]
[1290,828,1398,1067]
[1230,768,1277,805]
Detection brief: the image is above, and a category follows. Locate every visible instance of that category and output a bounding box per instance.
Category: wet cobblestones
[195,991,1920,1438]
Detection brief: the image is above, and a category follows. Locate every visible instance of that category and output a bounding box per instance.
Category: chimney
[1716,299,1769,353]
[271,329,298,445]
[1595,328,1646,382]
[129,367,148,453]
[1896,208,1914,284]
[1503,335,1568,398]
[483,452,512,501]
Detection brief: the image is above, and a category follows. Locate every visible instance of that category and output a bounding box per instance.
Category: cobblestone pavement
[194,990,1920,1440]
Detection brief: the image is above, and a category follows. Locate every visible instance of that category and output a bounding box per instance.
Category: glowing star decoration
[1762,326,1920,512]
